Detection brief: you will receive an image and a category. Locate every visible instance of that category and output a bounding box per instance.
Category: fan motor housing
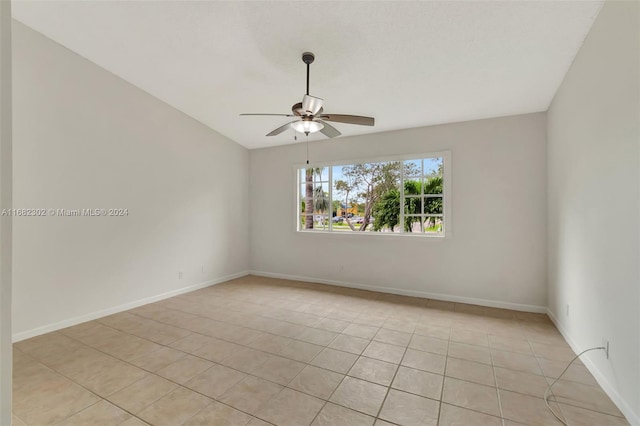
[302,52,315,65]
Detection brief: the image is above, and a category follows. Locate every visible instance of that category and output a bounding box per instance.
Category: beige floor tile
[559,403,630,426]
[445,357,495,387]
[450,329,489,347]
[183,400,253,426]
[296,327,338,346]
[401,348,446,375]
[288,365,344,399]
[185,364,247,398]
[119,417,149,426]
[414,324,451,340]
[383,318,416,334]
[72,358,148,397]
[129,346,186,372]
[247,417,272,426]
[499,389,565,425]
[328,334,370,355]
[494,367,550,398]
[251,355,306,385]
[537,357,598,386]
[156,355,214,384]
[373,328,412,347]
[311,402,375,426]
[447,341,491,365]
[13,376,101,425]
[94,333,164,362]
[530,341,576,362]
[137,387,212,426]
[218,376,283,415]
[378,389,439,426]
[108,375,177,414]
[12,414,27,426]
[408,335,448,355]
[311,348,358,374]
[491,349,543,375]
[192,338,244,362]
[488,334,533,355]
[348,356,397,386]
[442,377,500,417]
[219,347,273,373]
[315,318,350,333]
[391,366,443,400]
[278,339,324,363]
[373,420,395,426]
[329,377,388,416]
[362,341,405,364]
[354,315,387,328]
[438,403,502,426]
[169,333,214,354]
[342,323,379,339]
[256,388,325,426]
[57,400,131,426]
[247,333,293,355]
[550,379,623,417]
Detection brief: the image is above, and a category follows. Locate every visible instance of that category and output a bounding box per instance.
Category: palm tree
[304,168,323,229]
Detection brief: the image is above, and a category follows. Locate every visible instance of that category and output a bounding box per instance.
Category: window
[296,152,450,236]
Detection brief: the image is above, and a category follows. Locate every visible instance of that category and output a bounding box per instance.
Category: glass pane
[424,157,443,177]
[424,216,444,235]
[424,196,443,215]
[404,197,422,215]
[403,160,421,177]
[423,175,443,196]
[403,178,422,196]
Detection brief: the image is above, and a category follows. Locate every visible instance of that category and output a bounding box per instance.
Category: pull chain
[306,133,309,165]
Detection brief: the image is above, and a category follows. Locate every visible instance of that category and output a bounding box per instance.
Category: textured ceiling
[13,1,603,149]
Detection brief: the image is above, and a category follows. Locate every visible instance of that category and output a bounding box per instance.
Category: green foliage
[373,176,443,232]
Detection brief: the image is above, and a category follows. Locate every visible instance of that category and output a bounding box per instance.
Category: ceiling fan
[240,52,375,138]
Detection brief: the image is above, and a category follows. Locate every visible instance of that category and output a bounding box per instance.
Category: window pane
[424,216,444,234]
[424,196,443,215]
[424,157,443,176]
[403,160,421,177]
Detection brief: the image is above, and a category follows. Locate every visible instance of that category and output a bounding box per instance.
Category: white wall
[12,21,249,340]
[250,113,548,311]
[547,0,639,423]
[0,2,12,424]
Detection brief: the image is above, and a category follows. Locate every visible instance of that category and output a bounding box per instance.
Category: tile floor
[12,275,630,425]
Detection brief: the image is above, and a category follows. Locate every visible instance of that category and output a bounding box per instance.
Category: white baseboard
[248,270,546,313]
[547,308,639,426]
[12,271,249,343]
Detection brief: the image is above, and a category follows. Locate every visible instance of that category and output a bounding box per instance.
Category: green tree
[336,161,412,231]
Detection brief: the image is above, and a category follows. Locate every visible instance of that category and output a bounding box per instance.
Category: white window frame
[294,151,452,238]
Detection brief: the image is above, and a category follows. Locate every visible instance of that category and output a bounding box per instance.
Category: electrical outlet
[602,339,609,359]
[566,304,570,316]
[201,265,205,273]
[178,271,183,280]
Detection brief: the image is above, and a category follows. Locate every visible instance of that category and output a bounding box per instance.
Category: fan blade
[318,114,375,126]
[266,121,297,136]
[318,120,341,138]
[241,113,295,117]
[302,95,323,115]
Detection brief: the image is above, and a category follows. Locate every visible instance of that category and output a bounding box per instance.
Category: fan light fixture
[291,120,324,134]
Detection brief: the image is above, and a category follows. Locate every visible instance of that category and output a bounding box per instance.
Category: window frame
[293,150,452,238]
